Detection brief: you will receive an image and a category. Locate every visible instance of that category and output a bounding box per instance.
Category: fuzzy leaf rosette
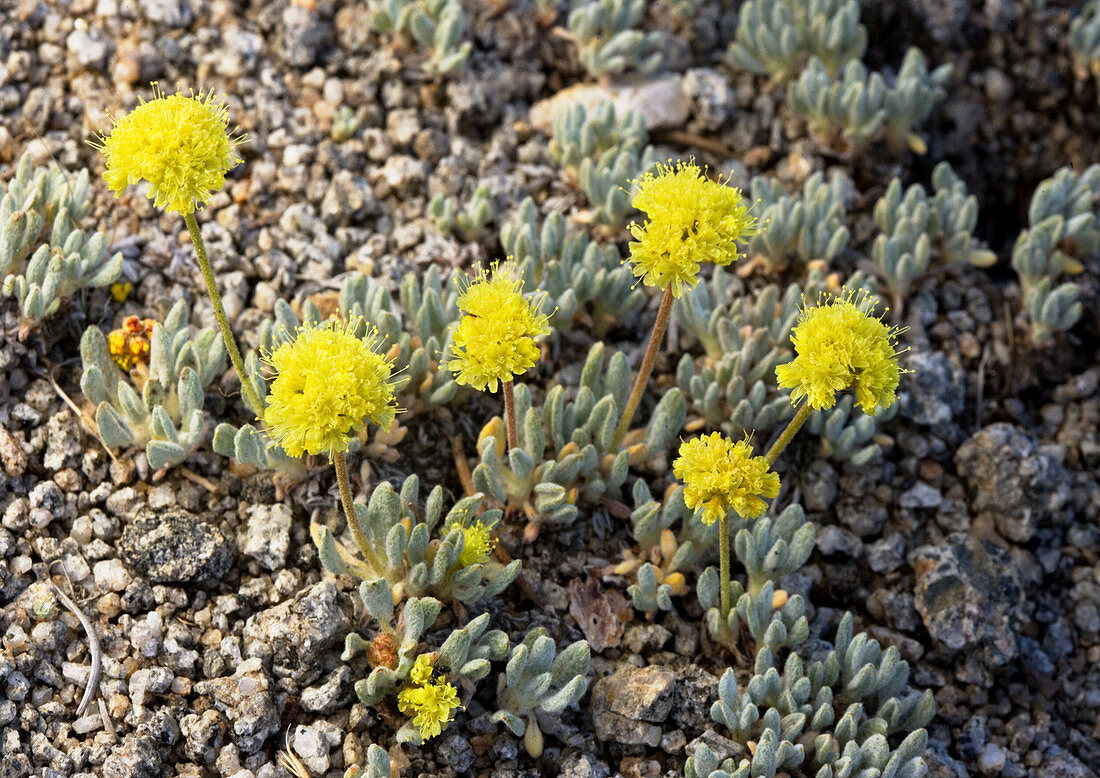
[93,83,245,214]
[262,317,399,458]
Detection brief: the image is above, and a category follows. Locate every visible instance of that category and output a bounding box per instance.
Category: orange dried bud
[367,632,399,670]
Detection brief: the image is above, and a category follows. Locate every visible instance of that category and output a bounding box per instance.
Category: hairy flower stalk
[92,84,263,417]
[612,160,756,450]
[448,263,549,449]
[769,290,905,464]
[263,317,399,571]
[674,433,779,630]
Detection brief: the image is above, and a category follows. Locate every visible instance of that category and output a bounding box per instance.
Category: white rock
[93,558,132,592]
[978,743,1005,775]
[240,504,292,572]
[291,725,330,775]
[131,612,163,657]
[529,75,690,135]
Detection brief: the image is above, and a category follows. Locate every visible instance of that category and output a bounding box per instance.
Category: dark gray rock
[911,533,1024,667]
[901,350,965,428]
[242,581,350,685]
[281,5,331,68]
[118,508,234,587]
[590,665,676,746]
[180,709,227,764]
[956,423,1072,543]
[1041,746,1098,778]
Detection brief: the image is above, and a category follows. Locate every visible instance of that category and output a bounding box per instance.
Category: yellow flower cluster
[673,433,780,525]
[627,160,757,297]
[446,519,496,567]
[94,83,245,214]
[397,655,462,742]
[447,263,550,392]
[775,291,904,415]
[107,315,156,371]
[263,317,398,458]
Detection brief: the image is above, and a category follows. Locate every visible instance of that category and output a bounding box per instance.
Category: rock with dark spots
[102,734,166,778]
[561,753,611,778]
[670,664,717,732]
[590,665,676,746]
[119,509,235,586]
[901,350,965,429]
[911,533,1024,667]
[281,5,331,68]
[956,423,1072,543]
[242,581,350,685]
[1040,745,1098,778]
[180,710,227,764]
[193,658,279,755]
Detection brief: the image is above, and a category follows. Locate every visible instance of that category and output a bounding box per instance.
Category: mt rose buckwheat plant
[40,36,990,767]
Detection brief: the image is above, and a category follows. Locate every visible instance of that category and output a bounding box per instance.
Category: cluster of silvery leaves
[550,100,657,228]
[728,0,867,83]
[566,0,664,80]
[623,479,717,614]
[80,299,226,471]
[1010,164,1099,342]
[340,537,587,747]
[687,612,935,778]
[1069,0,1100,83]
[746,171,853,271]
[314,474,521,606]
[500,197,645,333]
[213,266,462,471]
[369,0,472,74]
[342,745,390,778]
[0,152,122,323]
[872,162,997,302]
[673,265,892,466]
[789,48,951,154]
[430,181,493,242]
[473,343,685,531]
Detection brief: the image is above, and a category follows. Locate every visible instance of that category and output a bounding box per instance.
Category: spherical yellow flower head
[447,263,550,392]
[446,518,496,567]
[775,291,904,415]
[627,160,757,297]
[94,84,245,215]
[397,655,462,741]
[673,433,780,525]
[262,317,398,458]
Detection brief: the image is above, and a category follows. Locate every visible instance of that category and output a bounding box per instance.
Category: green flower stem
[502,379,519,451]
[719,512,732,626]
[764,402,812,466]
[332,449,384,574]
[611,285,674,451]
[183,211,264,419]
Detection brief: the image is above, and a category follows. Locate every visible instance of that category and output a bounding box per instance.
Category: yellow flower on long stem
[93,83,245,215]
[92,84,263,417]
[447,262,548,449]
[264,317,399,458]
[263,316,400,561]
[610,160,757,452]
[674,432,779,633]
[765,289,907,469]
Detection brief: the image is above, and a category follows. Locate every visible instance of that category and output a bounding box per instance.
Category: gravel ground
[1,1,1099,777]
